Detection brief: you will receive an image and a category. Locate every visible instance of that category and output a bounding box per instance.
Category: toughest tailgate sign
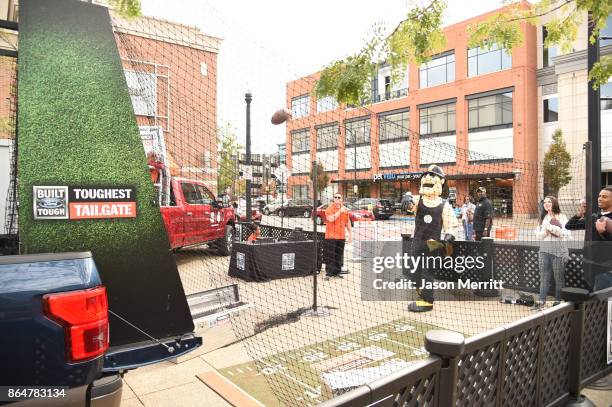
[33,186,137,220]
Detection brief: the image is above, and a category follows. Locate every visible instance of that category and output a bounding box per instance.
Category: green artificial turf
[17,0,194,345]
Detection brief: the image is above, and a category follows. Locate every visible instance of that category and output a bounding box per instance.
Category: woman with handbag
[534,196,570,308]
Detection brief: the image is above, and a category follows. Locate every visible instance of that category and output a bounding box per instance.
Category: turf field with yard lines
[219,317,445,407]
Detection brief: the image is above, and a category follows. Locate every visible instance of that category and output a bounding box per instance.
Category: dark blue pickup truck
[0,251,201,406]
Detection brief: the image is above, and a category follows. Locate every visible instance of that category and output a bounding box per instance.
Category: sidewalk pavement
[120,324,254,407]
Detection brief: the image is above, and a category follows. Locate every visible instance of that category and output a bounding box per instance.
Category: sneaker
[552,301,561,306]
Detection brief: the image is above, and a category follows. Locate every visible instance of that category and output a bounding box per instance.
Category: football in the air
[271,108,292,125]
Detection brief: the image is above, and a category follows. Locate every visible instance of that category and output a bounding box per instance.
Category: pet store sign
[33,186,136,220]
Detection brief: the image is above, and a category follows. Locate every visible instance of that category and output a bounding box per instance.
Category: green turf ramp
[18,0,194,346]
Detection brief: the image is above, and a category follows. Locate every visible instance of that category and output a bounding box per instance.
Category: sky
[141,0,505,154]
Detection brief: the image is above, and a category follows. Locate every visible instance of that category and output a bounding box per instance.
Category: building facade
[285,5,539,217]
[536,12,612,205]
[112,13,221,194]
[237,153,279,198]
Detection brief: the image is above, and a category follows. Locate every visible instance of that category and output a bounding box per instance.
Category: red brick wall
[115,33,219,193]
[285,6,538,215]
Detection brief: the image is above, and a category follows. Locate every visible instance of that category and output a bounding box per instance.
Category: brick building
[285,5,539,217]
[112,13,221,194]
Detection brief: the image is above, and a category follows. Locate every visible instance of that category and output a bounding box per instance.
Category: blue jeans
[539,252,564,302]
[462,219,473,241]
[594,272,612,291]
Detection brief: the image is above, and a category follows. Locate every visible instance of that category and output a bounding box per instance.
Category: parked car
[160,178,236,254]
[315,203,375,225]
[263,198,288,215]
[353,198,394,220]
[235,200,263,222]
[277,199,314,218]
[252,197,268,212]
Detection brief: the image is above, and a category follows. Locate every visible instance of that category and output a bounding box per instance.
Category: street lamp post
[245,92,252,222]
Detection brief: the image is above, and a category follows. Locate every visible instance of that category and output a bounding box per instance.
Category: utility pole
[245,92,252,222]
[587,12,601,234]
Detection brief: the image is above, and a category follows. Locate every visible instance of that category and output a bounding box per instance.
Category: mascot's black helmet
[424,164,445,179]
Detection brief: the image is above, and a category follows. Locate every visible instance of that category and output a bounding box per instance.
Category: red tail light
[43,286,109,362]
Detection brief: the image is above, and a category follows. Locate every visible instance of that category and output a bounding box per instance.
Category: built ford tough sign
[33,186,136,220]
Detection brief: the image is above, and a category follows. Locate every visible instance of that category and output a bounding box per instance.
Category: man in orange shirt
[324,194,352,278]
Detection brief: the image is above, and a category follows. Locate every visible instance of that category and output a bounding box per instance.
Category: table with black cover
[228,240,316,282]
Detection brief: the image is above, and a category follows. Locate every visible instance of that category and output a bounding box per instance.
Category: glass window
[419,103,456,135]
[419,52,455,88]
[345,118,371,146]
[468,92,513,129]
[543,26,558,68]
[316,96,338,113]
[125,71,157,116]
[601,15,612,47]
[379,111,409,142]
[316,124,339,149]
[181,183,200,204]
[196,184,214,205]
[291,129,310,153]
[292,185,309,200]
[601,82,612,110]
[467,44,512,77]
[543,97,559,122]
[291,95,310,118]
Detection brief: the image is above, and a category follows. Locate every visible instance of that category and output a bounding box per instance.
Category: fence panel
[540,307,572,406]
[580,299,609,385]
[318,357,441,407]
[456,328,504,407]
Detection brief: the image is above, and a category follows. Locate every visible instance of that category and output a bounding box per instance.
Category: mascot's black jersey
[413,198,444,252]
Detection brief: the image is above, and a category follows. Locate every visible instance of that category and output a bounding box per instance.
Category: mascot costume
[408,165,457,312]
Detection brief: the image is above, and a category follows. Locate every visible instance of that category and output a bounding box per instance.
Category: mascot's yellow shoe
[408,300,433,312]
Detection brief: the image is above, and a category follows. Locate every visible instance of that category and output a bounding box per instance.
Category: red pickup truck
[160,178,236,254]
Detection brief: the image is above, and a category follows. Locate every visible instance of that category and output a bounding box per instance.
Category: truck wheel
[316,216,324,225]
[216,226,234,256]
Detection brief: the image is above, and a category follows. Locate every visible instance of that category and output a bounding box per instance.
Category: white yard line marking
[246,366,253,372]
[237,368,244,374]
[258,359,321,396]
[204,371,267,407]
[278,357,287,362]
[226,371,234,376]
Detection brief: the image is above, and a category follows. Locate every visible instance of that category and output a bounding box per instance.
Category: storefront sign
[33,186,136,220]
[373,172,422,182]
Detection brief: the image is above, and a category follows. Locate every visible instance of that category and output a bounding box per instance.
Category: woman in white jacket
[535,196,570,307]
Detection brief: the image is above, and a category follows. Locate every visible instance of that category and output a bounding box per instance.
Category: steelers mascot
[407,165,457,312]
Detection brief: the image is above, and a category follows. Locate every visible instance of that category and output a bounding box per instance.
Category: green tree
[217,124,242,196]
[309,162,330,195]
[315,0,611,105]
[543,129,572,197]
[108,0,142,18]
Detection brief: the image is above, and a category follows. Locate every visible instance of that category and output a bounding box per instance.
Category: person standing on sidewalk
[324,194,352,278]
[473,187,493,241]
[534,196,569,308]
[460,196,475,241]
